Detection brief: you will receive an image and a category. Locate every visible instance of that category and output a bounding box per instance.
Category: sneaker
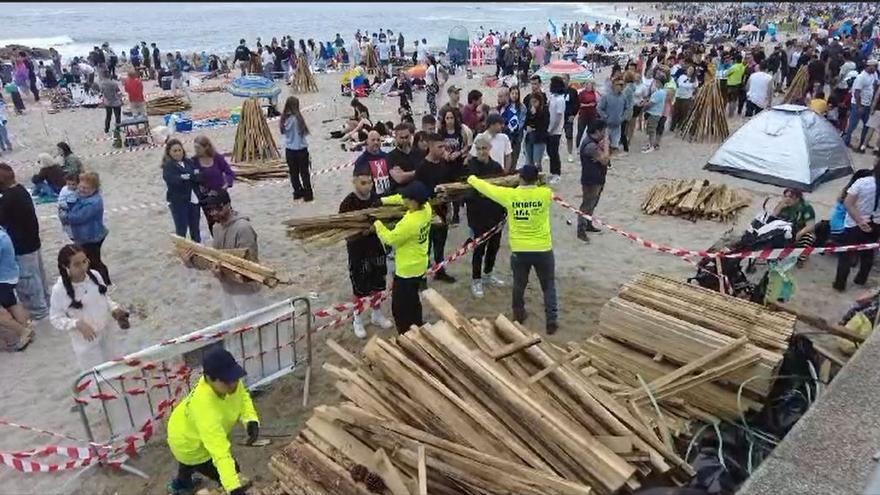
[484,273,505,287]
[641,145,655,154]
[577,231,590,243]
[548,174,561,185]
[471,279,484,298]
[434,270,456,283]
[370,309,393,330]
[586,225,601,233]
[567,155,573,163]
[166,479,196,495]
[352,315,367,339]
[546,321,559,335]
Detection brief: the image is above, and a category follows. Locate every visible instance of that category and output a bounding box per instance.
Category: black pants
[511,251,557,325]
[28,78,39,101]
[834,225,879,290]
[392,275,425,334]
[430,224,448,267]
[546,134,562,175]
[80,237,110,285]
[285,148,313,200]
[619,119,629,152]
[472,229,501,280]
[176,458,240,488]
[745,100,762,117]
[104,106,121,133]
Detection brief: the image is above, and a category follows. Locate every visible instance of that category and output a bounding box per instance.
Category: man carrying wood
[180,190,265,319]
[467,165,558,334]
[167,348,258,495]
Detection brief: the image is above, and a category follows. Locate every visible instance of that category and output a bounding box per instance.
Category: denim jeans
[844,104,871,147]
[0,124,11,151]
[169,201,202,243]
[510,251,557,325]
[15,250,50,320]
[606,124,622,149]
[523,132,547,169]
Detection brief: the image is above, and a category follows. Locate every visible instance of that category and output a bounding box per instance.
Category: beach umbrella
[228,75,280,99]
[407,64,427,79]
[640,25,656,34]
[535,60,593,87]
[739,24,760,33]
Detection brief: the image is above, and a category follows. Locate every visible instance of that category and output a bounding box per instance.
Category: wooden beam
[526,348,580,385]
[417,444,427,495]
[768,301,866,343]
[489,335,542,361]
[326,338,361,367]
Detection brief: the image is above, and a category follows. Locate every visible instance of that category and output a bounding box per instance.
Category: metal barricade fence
[70,296,312,477]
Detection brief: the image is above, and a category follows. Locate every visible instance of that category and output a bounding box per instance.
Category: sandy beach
[0,8,877,495]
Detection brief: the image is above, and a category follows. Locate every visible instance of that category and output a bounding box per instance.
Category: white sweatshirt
[548,93,566,136]
[49,271,120,361]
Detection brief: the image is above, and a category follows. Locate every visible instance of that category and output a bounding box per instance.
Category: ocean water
[0,2,639,59]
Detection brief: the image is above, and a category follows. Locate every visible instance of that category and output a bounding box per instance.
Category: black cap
[518,165,539,183]
[202,348,247,383]
[400,181,430,203]
[200,189,231,208]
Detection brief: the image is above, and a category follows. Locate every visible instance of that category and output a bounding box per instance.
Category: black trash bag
[685,424,755,494]
[753,334,820,437]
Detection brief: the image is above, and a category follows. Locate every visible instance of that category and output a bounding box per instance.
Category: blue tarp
[583,32,612,49]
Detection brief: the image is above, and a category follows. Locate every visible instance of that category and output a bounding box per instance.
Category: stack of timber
[641,179,751,222]
[284,174,528,246]
[783,66,809,105]
[587,272,795,421]
[678,81,728,143]
[290,54,319,93]
[146,95,192,115]
[231,160,288,183]
[171,234,281,287]
[265,289,697,495]
[233,98,282,164]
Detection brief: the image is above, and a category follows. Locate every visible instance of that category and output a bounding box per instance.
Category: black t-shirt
[338,192,385,260]
[440,129,467,179]
[235,45,251,63]
[415,158,455,196]
[387,147,423,192]
[464,156,506,231]
[0,184,41,255]
[353,150,391,196]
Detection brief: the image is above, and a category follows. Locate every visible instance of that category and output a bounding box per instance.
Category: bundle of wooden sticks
[231,160,288,183]
[641,179,751,222]
[146,95,192,116]
[677,81,729,143]
[233,97,281,164]
[171,235,281,287]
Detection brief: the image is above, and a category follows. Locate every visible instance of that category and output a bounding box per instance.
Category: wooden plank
[325,338,361,367]
[417,444,427,495]
[641,352,762,403]
[768,301,866,343]
[489,335,542,361]
[527,348,580,385]
[373,448,413,495]
[595,435,634,454]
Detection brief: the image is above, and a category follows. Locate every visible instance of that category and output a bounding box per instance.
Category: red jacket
[123,77,145,103]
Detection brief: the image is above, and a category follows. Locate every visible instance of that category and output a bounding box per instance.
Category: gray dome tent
[705,104,853,191]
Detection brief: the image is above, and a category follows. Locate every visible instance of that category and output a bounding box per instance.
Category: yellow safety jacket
[167,376,259,492]
[467,176,553,252]
[374,195,432,278]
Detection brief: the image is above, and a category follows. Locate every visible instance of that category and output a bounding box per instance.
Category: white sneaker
[471,279,484,298]
[548,174,561,185]
[641,146,655,154]
[352,314,367,339]
[370,309,393,330]
[567,155,574,163]
[485,273,506,287]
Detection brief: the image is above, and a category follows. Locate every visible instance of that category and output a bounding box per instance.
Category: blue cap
[202,348,246,383]
[519,164,539,182]
[400,180,431,203]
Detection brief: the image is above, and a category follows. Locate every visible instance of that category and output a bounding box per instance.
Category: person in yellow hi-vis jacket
[373,180,433,334]
[167,348,259,495]
[467,164,558,334]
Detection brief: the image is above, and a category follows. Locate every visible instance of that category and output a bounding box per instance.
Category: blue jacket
[0,227,18,284]
[163,158,201,205]
[65,193,108,244]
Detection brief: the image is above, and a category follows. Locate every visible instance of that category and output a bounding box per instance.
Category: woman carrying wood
[280,96,314,202]
[192,135,235,233]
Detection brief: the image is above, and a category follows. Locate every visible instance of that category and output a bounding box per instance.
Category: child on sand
[57,173,79,240]
[339,169,393,338]
[49,244,129,370]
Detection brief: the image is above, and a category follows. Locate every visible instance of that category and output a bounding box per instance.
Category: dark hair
[162,138,186,168]
[529,74,541,83]
[352,167,372,178]
[549,75,566,95]
[281,96,310,137]
[467,89,483,105]
[57,142,73,157]
[421,114,436,126]
[393,122,414,133]
[423,132,443,144]
[438,108,462,136]
[587,119,608,135]
[840,168,874,202]
[350,98,370,119]
[57,244,107,309]
[65,172,80,183]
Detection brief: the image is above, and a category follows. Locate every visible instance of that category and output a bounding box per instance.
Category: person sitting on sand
[55,142,83,176]
[31,153,65,202]
[338,99,374,149]
[0,225,34,352]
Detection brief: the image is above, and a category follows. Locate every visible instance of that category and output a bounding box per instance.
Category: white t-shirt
[576,45,588,61]
[470,131,512,166]
[425,64,438,86]
[378,41,390,61]
[746,71,773,108]
[851,71,878,106]
[674,75,697,99]
[844,176,880,228]
[417,45,429,63]
[261,50,273,66]
[837,61,857,89]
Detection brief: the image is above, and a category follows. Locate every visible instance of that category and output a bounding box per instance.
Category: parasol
[228,75,281,99]
[640,25,656,34]
[535,60,593,87]
[739,24,760,33]
[406,64,427,79]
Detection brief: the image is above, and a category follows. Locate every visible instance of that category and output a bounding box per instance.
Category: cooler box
[175,118,193,132]
[160,76,172,91]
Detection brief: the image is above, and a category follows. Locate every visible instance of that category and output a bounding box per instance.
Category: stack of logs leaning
[641,179,751,222]
[284,175,528,246]
[256,272,795,495]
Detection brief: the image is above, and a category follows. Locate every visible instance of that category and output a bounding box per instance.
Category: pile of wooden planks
[678,81,729,143]
[233,97,282,164]
[171,234,281,287]
[262,289,701,495]
[146,95,192,115]
[783,66,809,105]
[231,159,288,184]
[290,54,319,93]
[641,179,751,222]
[284,175,528,246]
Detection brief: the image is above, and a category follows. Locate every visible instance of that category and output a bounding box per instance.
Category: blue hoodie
[64,193,108,244]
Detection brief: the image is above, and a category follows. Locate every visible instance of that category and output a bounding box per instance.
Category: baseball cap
[202,348,247,383]
[400,180,430,203]
[200,189,231,208]
[447,85,461,94]
[519,164,539,183]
